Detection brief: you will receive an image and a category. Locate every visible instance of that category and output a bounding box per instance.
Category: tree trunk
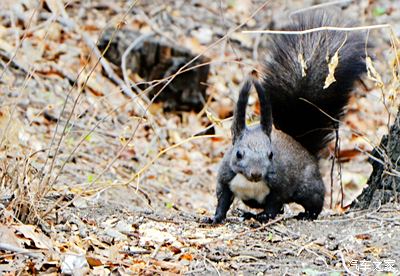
[352,106,400,209]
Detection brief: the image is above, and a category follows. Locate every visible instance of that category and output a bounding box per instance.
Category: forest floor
[0,0,400,275]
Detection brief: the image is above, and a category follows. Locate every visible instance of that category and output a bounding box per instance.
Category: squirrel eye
[236,151,243,160]
[269,152,273,160]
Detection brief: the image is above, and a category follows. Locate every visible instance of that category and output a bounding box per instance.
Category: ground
[0,0,399,275]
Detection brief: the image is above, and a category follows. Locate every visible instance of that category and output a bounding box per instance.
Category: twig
[143,215,182,225]
[121,33,152,100]
[150,243,162,259]
[119,249,151,256]
[39,1,140,216]
[0,243,44,259]
[242,24,391,35]
[204,256,221,276]
[298,97,387,162]
[223,216,284,241]
[135,8,176,45]
[290,0,353,18]
[337,249,357,276]
[0,1,40,80]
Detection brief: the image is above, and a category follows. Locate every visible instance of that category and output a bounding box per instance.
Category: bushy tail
[263,9,367,156]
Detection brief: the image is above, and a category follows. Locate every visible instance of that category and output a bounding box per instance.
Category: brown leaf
[179,253,193,261]
[211,137,224,142]
[169,245,182,254]
[0,225,22,248]
[337,148,362,162]
[13,225,52,250]
[355,234,371,240]
[86,256,103,267]
[333,203,350,213]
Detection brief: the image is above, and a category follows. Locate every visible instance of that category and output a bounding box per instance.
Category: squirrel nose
[250,172,262,181]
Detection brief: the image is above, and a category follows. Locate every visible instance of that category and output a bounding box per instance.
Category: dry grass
[0,0,399,273]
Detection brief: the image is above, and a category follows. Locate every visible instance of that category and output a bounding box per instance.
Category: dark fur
[207,10,367,224]
[264,10,367,155]
[209,82,324,224]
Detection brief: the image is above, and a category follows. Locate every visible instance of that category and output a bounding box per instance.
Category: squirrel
[206,9,367,224]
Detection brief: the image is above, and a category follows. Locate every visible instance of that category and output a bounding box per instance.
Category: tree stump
[352,106,400,209]
[98,29,210,112]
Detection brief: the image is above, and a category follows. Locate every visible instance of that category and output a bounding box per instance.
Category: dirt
[49,202,400,275]
[1,0,400,275]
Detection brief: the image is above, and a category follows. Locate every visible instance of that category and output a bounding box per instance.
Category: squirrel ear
[231,80,251,143]
[253,79,273,137]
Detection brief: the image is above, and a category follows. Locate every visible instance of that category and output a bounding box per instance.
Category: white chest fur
[229,174,270,203]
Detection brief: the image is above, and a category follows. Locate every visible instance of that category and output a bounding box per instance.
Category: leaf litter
[0,0,399,274]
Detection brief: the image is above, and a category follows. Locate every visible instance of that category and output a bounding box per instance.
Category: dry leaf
[355,234,371,240]
[0,225,22,248]
[86,256,103,267]
[61,253,89,275]
[298,53,308,77]
[363,246,382,256]
[337,148,362,162]
[179,253,193,261]
[205,109,223,128]
[169,245,182,254]
[211,137,224,142]
[324,51,339,89]
[14,225,52,250]
[45,0,69,18]
[366,56,384,88]
[0,106,24,149]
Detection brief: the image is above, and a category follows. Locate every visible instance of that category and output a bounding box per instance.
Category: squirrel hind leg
[253,193,284,223]
[294,189,324,220]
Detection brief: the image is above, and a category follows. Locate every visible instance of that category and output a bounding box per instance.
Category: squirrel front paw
[255,213,272,223]
[201,216,224,224]
[240,211,256,220]
[295,211,318,220]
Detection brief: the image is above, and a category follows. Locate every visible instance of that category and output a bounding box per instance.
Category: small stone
[327,242,339,251]
[327,234,336,240]
[314,256,326,266]
[314,237,326,246]
[191,27,213,45]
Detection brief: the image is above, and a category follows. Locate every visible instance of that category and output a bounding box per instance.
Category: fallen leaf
[14,225,52,250]
[86,256,103,267]
[355,234,371,240]
[324,51,339,89]
[0,225,22,248]
[179,253,193,261]
[61,253,89,275]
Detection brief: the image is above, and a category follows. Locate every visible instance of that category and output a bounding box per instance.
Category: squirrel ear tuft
[253,79,273,137]
[231,80,251,143]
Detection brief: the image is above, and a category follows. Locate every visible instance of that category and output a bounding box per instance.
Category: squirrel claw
[201,216,224,225]
[241,211,273,223]
[295,212,317,220]
[255,213,272,223]
[240,211,256,220]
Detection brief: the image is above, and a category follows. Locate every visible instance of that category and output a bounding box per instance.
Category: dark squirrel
[208,10,367,224]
